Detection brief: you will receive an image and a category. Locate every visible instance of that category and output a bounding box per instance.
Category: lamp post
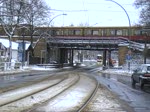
[45,13,67,64]
[48,13,67,27]
[144,32,147,64]
[106,0,131,70]
[18,26,30,67]
[142,28,150,64]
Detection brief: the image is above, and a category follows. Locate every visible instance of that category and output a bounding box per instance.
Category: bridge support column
[70,49,74,66]
[118,45,128,66]
[103,50,107,67]
[59,48,64,67]
[108,50,112,67]
[59,48,69,67]
[64,49,68,63]
[59,48,65,67]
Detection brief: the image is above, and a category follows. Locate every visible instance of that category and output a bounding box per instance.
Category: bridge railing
[129,41,145,51]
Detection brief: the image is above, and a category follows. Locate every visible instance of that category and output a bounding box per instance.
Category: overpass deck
[47,36,147,51]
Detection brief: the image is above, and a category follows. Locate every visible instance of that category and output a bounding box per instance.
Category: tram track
[0,73,80,112]
[0,71,99,112]
[77,74,99,112]
[0,74,68,107]
[28,73,99,112]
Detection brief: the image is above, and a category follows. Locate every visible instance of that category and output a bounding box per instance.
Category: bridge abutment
[118,45,128,66]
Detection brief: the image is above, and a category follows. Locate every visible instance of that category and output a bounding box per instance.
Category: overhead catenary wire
[50,8,138,13]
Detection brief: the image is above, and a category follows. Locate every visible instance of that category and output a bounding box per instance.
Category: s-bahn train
[37,26,150,43]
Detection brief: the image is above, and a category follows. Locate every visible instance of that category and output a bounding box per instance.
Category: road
[84,66,150,112]
[0,69,99,112]
[0,69,73,93]
[0,65,150,112]
[0,71,55,93]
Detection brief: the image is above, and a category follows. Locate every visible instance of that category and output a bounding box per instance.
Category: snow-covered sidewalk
[0,65,59,76]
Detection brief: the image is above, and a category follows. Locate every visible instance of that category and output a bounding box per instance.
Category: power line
[50,9,88,12]
[50,8,138,13]
[85,2,133,6]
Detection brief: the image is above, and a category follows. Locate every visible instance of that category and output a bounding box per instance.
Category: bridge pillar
[59,48,69,67]
[118,45,128,66]
[108,50,112,67]
[103,50,107,67]
[70,49,74,66]
[59,48,65,67]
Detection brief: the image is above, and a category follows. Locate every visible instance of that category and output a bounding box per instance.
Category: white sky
[44,0,140,27]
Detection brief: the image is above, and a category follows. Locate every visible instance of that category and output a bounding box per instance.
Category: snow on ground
[0,65,59,75]
[23,65,57,71]
[101,68,133,76]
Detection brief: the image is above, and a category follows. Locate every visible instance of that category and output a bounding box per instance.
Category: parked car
[131,64,150,89]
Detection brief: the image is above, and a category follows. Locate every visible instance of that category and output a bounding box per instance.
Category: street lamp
[48,13,67,27]
[45,13,67,64]
[106,0,131,70]
[17,26,30,67]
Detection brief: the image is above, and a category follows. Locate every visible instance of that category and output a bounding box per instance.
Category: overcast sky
[44,0,140,27]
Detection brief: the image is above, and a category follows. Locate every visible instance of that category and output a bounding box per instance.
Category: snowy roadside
[83,84,134,112]
[99,67,134,76]
[99,67,133,77]
[0,65,58,76]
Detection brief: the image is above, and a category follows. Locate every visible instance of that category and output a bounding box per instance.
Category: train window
[68,29,74,35]
[51,30,57,36]
[75,30,81,35]
[38,29,44,34]
[63,29,68,35]
[110,29,116,36]
[122,29,128,36]
[56,30,61,35]
[134,30,142,35]
[116,30,122,36]
[59,30,63,35]
[92,30,99,35]
[85,29,92,35]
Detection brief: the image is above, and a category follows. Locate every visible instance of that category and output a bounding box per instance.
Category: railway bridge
[0,26,149,67]
[35,36,146,67]
[31,26,150,67]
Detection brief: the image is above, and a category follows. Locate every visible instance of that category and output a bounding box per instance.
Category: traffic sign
[126,54,131,60]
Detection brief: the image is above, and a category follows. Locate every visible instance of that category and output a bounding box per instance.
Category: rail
[77,75,99,112]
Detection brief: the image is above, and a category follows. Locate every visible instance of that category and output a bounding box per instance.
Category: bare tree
[0,0,50,68]
[134,0,150,60]
[22,0,50,56]
[0,0,26,67]
[134,0,150,26]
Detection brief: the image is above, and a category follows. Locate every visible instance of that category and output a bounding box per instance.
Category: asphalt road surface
[86,66,150,112]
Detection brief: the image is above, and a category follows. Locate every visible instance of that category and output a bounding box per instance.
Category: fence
[0,62,22,71]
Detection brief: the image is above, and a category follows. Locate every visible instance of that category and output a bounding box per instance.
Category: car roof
[141,64,150,66]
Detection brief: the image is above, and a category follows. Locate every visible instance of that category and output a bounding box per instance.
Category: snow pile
[101,67,133,76]
[23,65,57,71]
